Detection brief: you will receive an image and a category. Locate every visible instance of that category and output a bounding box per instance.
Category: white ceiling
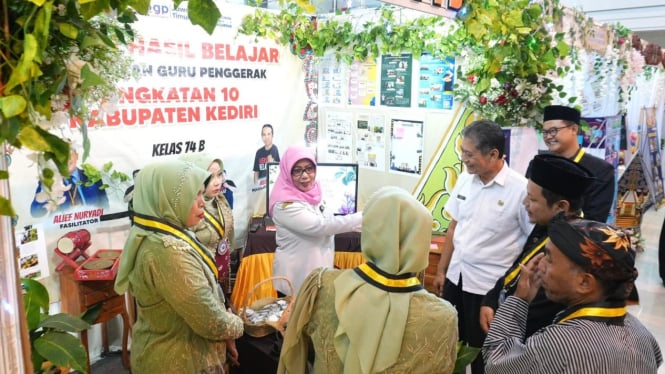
[560,0,665,47]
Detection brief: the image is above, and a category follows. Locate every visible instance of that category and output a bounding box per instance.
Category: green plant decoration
[0,1,139,217]
[453,342,481,373]
[239,4,449,64]
[21,278,97,373]
[445,0,573,128]
[238,0,578,128]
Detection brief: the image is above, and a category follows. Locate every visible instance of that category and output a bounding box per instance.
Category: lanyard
[557,306,627,324]
[503,237,548,287]
[203,200,226,239]
[133,213,218,279]
[572,148,585,163]
[572,148,586,218]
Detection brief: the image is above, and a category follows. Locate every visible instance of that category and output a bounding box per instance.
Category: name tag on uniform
[457,194,466,200]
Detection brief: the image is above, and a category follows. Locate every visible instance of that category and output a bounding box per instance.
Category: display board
[266,162,359,216]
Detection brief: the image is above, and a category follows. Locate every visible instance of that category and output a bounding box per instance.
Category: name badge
[457,194,466,200]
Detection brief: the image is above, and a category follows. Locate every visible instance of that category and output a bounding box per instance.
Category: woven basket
[240,276,294,338]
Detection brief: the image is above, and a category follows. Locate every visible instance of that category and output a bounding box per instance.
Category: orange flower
[579,237,612,268]
[598,227,631,252]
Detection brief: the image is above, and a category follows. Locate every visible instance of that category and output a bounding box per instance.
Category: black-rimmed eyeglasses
[541,125,572,138]
[291,165,316,177]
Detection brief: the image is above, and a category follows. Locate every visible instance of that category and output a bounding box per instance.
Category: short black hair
[561,120,579,133]
[462,119,505,157]
[540,186,583,213]
[262,124,274,134]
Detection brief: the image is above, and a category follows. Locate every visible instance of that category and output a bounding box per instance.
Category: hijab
[334,186,432,373]
[180,153,222,180]
[268,146,322,216]
[179,153,226,200]
[278,186,432,373]
[115,159,210,294]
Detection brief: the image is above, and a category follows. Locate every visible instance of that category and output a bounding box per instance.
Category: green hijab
[114,159,210,294]
[333,186,432,373]
[179,153,223,179]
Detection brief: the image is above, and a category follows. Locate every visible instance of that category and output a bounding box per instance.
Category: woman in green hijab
[278,186,459,374]
[115,159,243,374]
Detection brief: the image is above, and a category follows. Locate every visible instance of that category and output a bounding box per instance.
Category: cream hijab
[115,159,210,294]
[333,186,432,373]
[179,153,224,186]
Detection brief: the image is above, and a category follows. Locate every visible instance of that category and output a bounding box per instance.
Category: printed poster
[319,55,348,105]
[324,111,354,162]
[15,224,50,280]
[390,118,423,175]
[644,108,664,201]
[417,54,455,109]
[348,58,378,106]
[580,116,609,159]
[355,114,386,171]
[380,54,412,108]
[604,115,622,225]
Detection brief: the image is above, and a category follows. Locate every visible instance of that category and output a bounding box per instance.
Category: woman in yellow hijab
[278,186,458,373]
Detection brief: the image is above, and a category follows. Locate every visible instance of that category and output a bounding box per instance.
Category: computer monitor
[266,162,359,217]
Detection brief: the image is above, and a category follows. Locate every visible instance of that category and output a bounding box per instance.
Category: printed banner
[8,3,307,290]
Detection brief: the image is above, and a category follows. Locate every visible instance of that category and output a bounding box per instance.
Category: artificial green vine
[238,0,573,127]
[239,3,449,64]
[238,0,653,128]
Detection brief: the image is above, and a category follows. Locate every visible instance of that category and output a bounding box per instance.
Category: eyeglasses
[291,165,316,177]
[541,125,572,138]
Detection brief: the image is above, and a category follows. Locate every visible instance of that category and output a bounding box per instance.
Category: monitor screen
[266,162,359,217]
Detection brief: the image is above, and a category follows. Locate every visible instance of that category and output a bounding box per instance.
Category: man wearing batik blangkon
[483,217,663,373]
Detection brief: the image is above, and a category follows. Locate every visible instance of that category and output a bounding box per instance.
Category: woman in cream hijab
[115,159,243,373]
[278,186,458,374]
[181,153,236,298]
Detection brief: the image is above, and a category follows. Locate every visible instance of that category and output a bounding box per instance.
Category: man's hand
[479,306,495,333]
[433,272,446,297]
[513,253,545,303]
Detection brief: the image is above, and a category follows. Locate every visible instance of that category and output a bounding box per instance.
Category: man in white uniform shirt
[433,119,533,374]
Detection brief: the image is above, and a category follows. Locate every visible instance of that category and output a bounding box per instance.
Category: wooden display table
[58,267,131,373]
[424,235,446,294]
